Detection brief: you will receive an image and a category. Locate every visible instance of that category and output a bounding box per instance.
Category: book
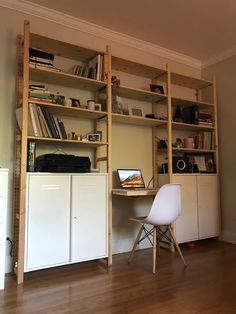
[57,118,67,139]
[29,103,40,137]
[40,106,58,138]
[27,141,36,172]
[88,54,102,80]
[31,103,43,137]
[38,106,52,138]
[29,84,45,90]
[28,97,53,104]
[29,48,54,61]
[16,107,34,136]
[36,106,49,138]
[29,62,61,72]
[49,112,61,138]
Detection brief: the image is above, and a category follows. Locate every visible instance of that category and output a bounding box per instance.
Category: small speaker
[173,157,190,173]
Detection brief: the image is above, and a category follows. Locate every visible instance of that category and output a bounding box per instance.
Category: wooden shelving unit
[14,20,220,285]
[14,21,112,284]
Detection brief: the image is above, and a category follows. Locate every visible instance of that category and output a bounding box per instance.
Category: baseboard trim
[221,230,236,245]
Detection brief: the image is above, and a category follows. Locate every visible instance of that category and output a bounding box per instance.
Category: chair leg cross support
[128,223,187,273]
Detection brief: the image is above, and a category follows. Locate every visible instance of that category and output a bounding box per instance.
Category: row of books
[29,103,67,139]
[73,54,104,81]
[194,131,214,150]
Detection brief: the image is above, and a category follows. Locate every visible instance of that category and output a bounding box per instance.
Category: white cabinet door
[198,175,219,239]
[25,175,71,271]
[71,174,108,262]
[173,175,198,243]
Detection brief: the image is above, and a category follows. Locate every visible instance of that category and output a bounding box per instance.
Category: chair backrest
[145,184,181,226]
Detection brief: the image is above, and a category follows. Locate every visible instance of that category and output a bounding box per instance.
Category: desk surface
[112,188,158,196]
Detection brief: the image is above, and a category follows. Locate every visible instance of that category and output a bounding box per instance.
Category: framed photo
[70,98,80,108]
[129,106,143,117]
[150,84,164,94]
[87,133,101,142]
[185,153,216,173]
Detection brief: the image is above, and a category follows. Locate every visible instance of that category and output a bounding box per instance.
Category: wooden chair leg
[168,225,187,267]
[156,228,161,257]
[128,225,143,263]
[153,226,157,274]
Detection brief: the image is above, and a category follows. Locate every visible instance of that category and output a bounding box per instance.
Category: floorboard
[1,239,236,313]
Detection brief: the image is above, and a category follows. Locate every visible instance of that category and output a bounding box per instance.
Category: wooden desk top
[112,188,158,196]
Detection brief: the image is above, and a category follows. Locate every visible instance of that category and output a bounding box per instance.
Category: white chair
[128,183,187,274]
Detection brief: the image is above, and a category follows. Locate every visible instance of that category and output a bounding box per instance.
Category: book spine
[27,141,36,172]
[31,103,43,137]
[36,106,49,138]
[38,106,52,138]
[57,118,67,139]
[49,112,61,138]
[29,103,39,137]
[40,106,58,138]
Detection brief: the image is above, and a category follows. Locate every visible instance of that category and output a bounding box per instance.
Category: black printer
[35,154,91,173]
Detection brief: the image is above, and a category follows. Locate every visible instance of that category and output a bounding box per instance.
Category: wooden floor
[1,239,236,314]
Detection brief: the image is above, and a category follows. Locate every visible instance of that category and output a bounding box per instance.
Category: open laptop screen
[117,169,145,188]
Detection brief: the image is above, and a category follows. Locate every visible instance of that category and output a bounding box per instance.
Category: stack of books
[29,48,60,72]
[28,103,67,139]
[198,112,213,126]
[29,85,53,104]
[29,85,65,105]
[73,54,103,80]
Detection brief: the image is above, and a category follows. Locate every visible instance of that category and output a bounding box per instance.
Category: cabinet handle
[41,184,60,190]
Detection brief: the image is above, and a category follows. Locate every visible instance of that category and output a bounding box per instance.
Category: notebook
[117,169,147,189]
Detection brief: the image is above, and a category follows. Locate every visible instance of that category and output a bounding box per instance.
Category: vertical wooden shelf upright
[158,71,221,244]
[14,21,112,284]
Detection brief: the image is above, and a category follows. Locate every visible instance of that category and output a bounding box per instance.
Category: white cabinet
[198,176,219,239]
[172,174,219,243]
[71,175,108,262]
[173,175,198,243]
[25,175,71,271]
[25,173,108,272]
[0,169,8,290]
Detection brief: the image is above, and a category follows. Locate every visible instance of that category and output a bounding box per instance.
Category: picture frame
[129,106,143,117]
[150,84,165,94]
[185,153,216,173]
[70,98,80,108]
[87,133,101,142]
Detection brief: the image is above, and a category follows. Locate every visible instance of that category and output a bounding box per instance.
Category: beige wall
[203,57,236,244]
[0,5,203,268]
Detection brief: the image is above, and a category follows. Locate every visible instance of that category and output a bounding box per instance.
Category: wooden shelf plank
[172,121,214,131]
[112,188,158,196]
[172,97,214,108]
[29,66,107,91]
[171,73,213,89]
[112,113,167,127]
[172,148,216,153]
[28,101,108,119]
[30,33,103,62]
[112,85,167,102]
[27,136,108,147]
[112,56,166,79]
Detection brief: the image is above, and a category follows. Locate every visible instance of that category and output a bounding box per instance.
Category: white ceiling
[22,0,236,63]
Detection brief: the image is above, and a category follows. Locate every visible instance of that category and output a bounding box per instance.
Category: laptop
[117,169,150,189]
